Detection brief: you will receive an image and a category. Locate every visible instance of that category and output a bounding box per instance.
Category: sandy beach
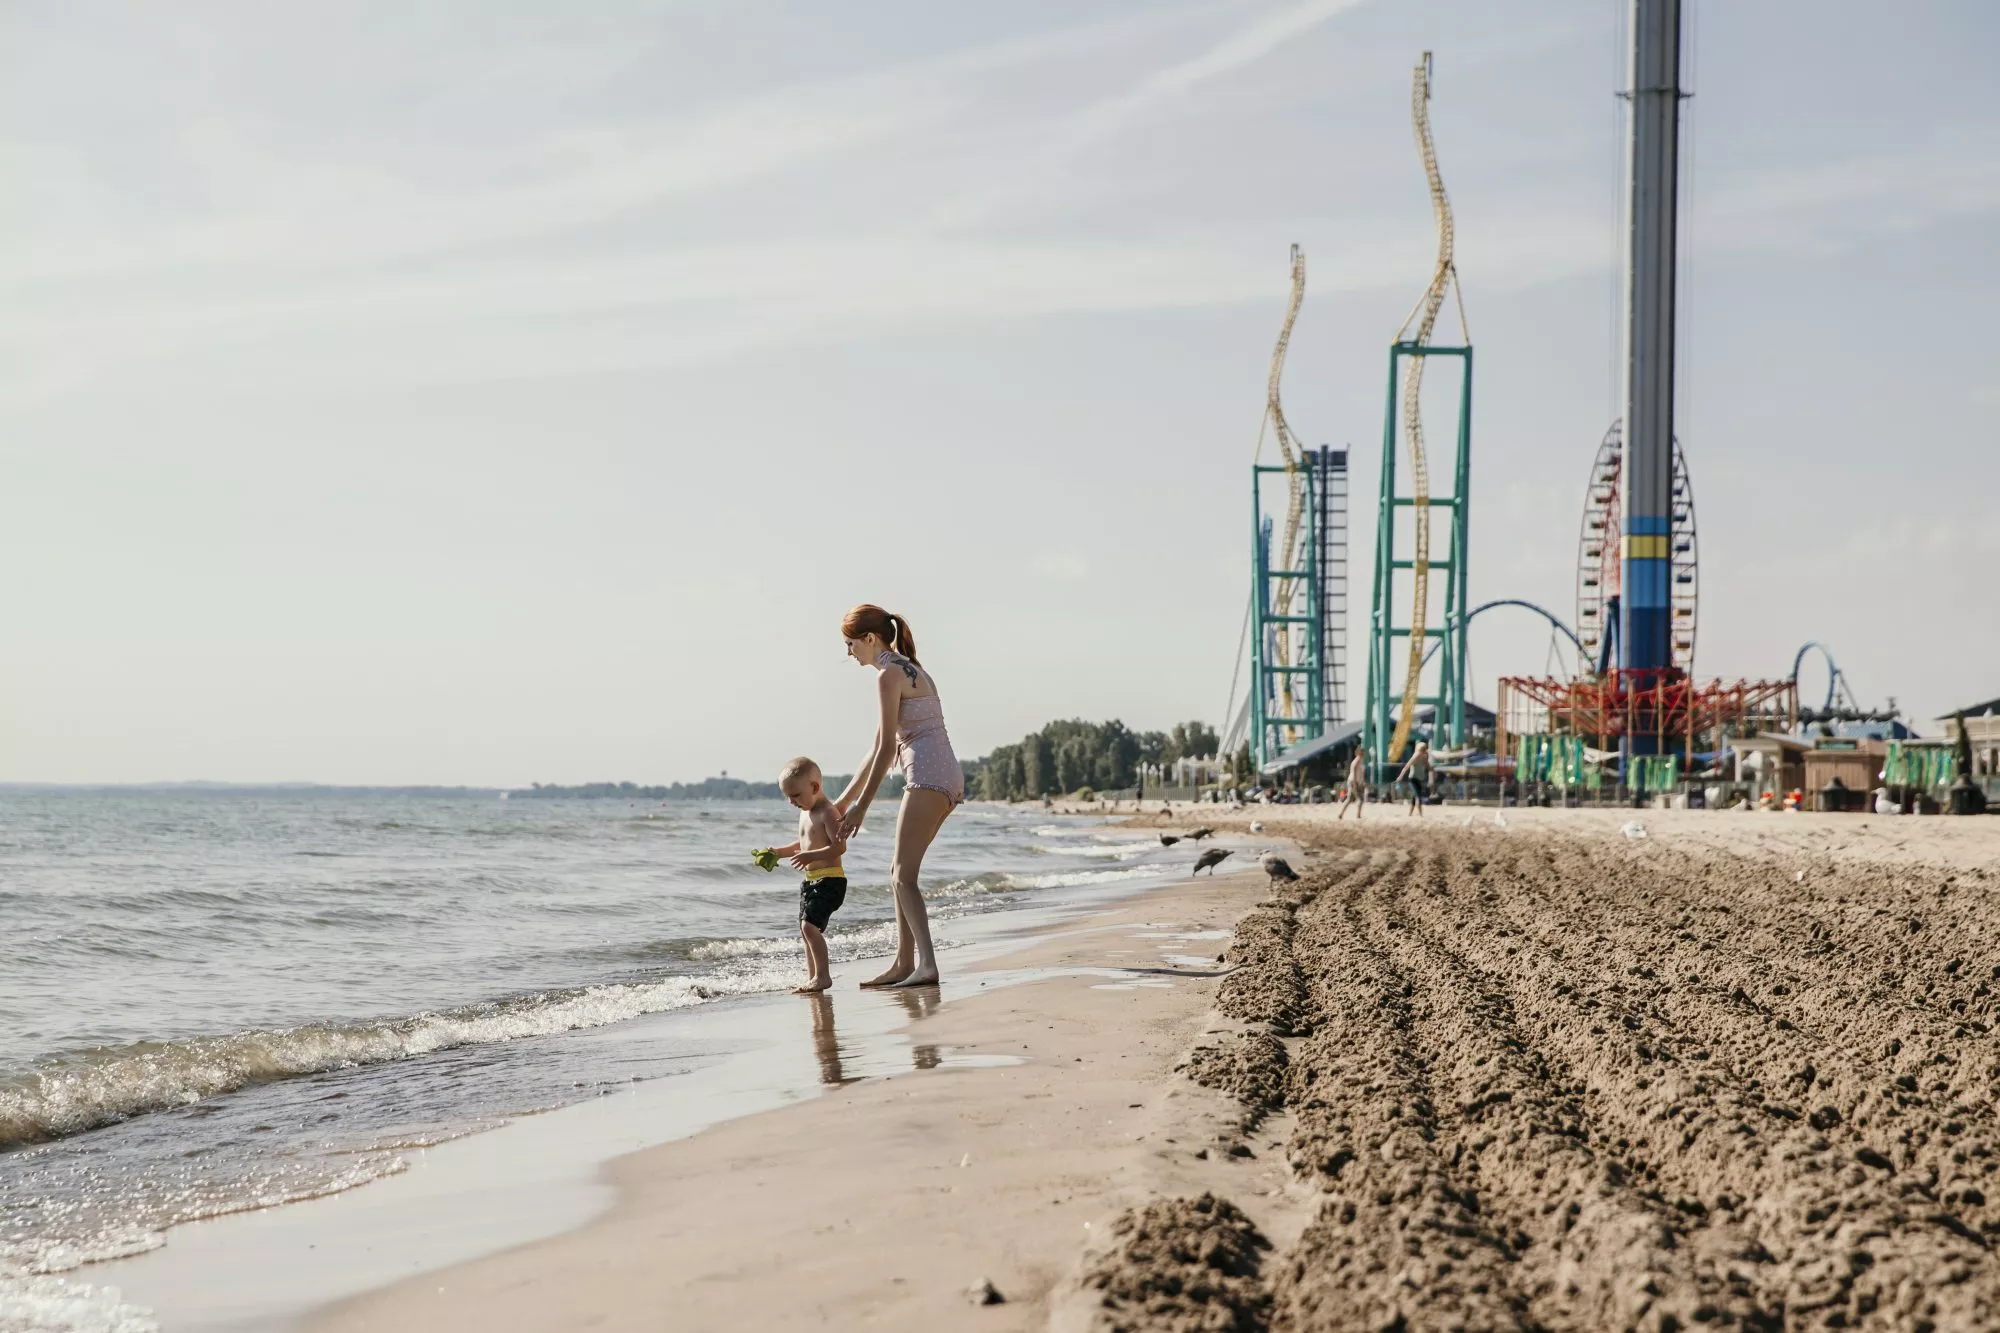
[269,804,2000,1333]
[74,805,1997,1332]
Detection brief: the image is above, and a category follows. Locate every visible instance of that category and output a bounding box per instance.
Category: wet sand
[304,864,1285,1332]
[309,806,2000,1331]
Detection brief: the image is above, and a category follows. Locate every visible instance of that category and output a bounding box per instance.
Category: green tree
[1183,721,1220,759]
[1231,741,1254,786]
[1022,733,1052,797]
[1057,737,1092,794]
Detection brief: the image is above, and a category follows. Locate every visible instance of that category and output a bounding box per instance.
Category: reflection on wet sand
[802,986,949,1084]
[805,994,858,1086]
[892,987,942,1069]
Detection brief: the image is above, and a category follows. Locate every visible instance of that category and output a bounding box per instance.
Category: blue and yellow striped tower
[1618,0,1685,707]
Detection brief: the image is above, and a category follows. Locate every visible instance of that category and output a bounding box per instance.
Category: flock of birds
[1158,827,1298,886]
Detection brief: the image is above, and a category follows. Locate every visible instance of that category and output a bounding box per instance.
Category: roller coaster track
[1266,244,1310,725]
[1386,52,1469,765]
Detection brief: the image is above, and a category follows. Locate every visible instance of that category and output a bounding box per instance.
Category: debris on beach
[966,1278,1005,1306]
[1248,820,1264,833]
[1621,820,1648,839]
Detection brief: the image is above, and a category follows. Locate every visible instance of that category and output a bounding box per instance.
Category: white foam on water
[0,1273,156,1333]
[1002,866,1168,891]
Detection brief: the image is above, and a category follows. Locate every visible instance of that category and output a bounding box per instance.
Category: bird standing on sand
[1193,848,1233,875]
[1187,827,1216,841]
[1259,853,1298,885]
[1159,833,1181,847]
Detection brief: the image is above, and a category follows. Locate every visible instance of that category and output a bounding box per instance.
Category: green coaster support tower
[1363,52,1474,780]
[1251,459,1323,765]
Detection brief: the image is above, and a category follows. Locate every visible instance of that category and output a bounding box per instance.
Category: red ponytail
[842,603,918,664]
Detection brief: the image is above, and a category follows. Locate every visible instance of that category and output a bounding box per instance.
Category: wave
[687,919,949,963]
[0,965,815,1150]
[1001,864,1169,890]
[0,1273,156,1333]
[1046,841,1155,861]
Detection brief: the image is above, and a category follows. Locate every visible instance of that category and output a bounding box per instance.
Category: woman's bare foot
[793,979,831,994]
[858,965,912,988]
[887,967,938,988]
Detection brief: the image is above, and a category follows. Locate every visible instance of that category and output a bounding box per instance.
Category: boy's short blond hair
[778,756,822,789]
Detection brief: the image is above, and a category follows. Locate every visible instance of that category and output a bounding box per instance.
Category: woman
[834,604,962,988]
[1394,739,1432,817]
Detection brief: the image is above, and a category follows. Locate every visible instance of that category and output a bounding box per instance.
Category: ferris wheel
[1574,422,1699,675]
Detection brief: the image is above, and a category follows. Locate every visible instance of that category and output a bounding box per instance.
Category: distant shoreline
[0,777,900,801]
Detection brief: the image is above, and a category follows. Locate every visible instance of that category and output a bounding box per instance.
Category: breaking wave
[0,969,798,1150]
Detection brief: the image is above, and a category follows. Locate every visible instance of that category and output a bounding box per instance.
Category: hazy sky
[5,0,1996,785]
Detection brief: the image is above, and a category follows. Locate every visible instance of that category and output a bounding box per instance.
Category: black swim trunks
[799,876,847,931]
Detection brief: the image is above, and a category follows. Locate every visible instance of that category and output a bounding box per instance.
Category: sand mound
[1080,1192,1273,1332]
[1176,1032,1290,1115]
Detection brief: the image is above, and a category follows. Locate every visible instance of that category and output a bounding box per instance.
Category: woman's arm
[838,671,904,837]
[833,741,879,810]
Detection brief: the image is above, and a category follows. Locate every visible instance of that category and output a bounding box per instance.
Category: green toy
[751,847,780,873]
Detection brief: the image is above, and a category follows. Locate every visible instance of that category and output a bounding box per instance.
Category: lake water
[0,790,1179,1332]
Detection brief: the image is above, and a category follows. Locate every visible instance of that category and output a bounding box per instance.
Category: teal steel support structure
[1362,341,1473,782]
[1250,462,1322,768]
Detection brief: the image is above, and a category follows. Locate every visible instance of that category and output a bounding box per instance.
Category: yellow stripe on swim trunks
[805,863,845,881]
[1624,534,1670,559]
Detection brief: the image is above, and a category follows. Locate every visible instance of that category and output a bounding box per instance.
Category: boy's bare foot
[859,965,913,988]
[888,968,939,988]
[793,980,831,994]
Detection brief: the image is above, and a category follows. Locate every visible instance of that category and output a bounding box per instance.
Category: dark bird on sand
[1260,853,1298,885]
[1159,833,1181,847]
[1193,848,1233,875]
[1187,827,1216,841]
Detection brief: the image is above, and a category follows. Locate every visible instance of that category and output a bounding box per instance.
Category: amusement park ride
[1241,0,1807,790]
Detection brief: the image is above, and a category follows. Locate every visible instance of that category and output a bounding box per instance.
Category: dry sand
[311,807,2000,1333]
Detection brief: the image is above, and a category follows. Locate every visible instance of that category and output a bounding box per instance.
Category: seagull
[1259,853,1298,885]
[1159,833,1182,847]
[1193,848,1233,875]
[1187,827,1216,841]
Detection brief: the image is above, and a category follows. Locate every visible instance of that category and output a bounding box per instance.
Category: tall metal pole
[1619,0,1683,676]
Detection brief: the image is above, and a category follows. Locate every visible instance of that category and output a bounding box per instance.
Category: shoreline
[306,862,1281,1332]
[86,824,1270,1332]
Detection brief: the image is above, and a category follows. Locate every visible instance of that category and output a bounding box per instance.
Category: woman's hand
[839,804,867,839]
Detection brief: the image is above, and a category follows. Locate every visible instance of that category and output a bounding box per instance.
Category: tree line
[965,719,1219,802]
[514,775,906,801]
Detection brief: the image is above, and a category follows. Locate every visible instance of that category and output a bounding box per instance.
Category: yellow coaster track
[1265,244,1310,738]
[1386,52,1469,765]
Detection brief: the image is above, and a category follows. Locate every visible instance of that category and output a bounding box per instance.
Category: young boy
[765,756,849,994]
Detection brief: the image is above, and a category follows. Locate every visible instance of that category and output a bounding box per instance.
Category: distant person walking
[1395,740,1433,817]
[1339,748,1369,820]
[835,605,963,988]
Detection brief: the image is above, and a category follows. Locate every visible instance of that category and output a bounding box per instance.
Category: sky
[3,0,1996,785]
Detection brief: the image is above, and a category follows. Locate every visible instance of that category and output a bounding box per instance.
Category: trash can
[1818,779,1851,813]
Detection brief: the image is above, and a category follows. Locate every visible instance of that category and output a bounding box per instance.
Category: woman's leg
[859,888,917,988]
[886,788,954,987]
